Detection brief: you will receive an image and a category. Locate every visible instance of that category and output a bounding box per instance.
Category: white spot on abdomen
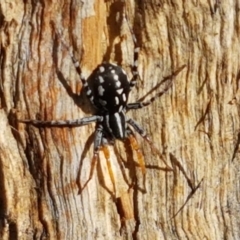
[99,66,105,72]
[115,96,119,105]
[98,85,105,96]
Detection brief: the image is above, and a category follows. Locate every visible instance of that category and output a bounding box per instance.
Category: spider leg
[124,7,140,91]
[57,36,95,105]
[127,64,186,110]
[18,115,103,127]
[127,118,173,171]
[126,79,173,110]
[79,124,103,194]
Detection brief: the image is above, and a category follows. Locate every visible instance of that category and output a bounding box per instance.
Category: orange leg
[78,153,98,194]
[79,146,116,195]
[102,145,116,194]
[128,135,146,174]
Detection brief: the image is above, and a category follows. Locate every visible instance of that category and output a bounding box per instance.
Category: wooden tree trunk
[0,0,240,239]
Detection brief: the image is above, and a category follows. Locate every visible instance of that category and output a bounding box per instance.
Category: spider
[19,20,185,194]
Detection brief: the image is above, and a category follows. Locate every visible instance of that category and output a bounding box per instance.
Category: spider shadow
[74,129,121,199]
[98,138,148,198]
[103,0,143,64]
[76,134,149,198]
[50,1,166,199]
[52,35,95,116]
[51,31,126,197]
[103,0,125,64]
[55,69,94,114]
[115,139,147,193]
[116,138,173,191]
[76,131,94,192]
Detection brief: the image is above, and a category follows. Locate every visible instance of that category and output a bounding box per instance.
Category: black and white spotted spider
[19,21,185,194]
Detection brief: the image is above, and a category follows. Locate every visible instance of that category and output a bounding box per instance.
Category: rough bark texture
[0,0,240,239]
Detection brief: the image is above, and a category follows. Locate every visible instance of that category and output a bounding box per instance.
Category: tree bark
[0,0,240,239]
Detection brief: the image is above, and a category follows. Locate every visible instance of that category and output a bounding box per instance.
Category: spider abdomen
[88,63,130,113]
